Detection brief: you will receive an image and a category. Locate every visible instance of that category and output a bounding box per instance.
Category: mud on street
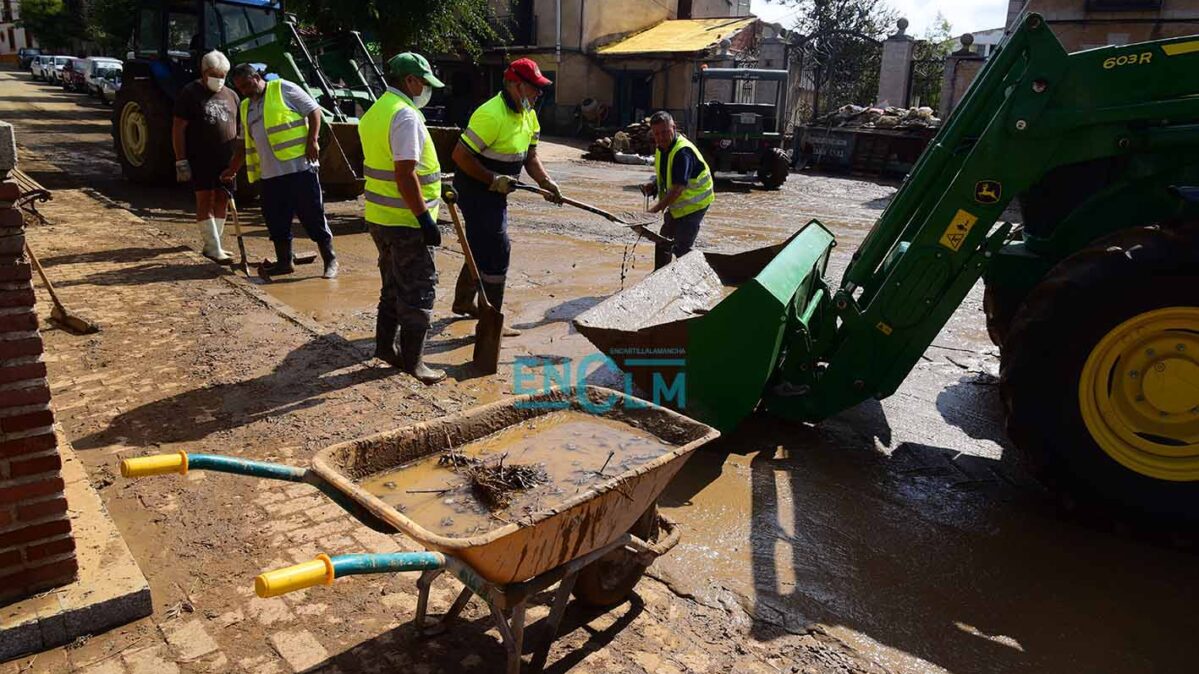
[1,68,1197,674]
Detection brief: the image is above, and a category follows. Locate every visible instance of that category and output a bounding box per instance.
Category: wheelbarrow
[121,387,719,673]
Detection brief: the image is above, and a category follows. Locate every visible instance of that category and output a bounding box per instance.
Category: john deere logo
[975,181,1002,205]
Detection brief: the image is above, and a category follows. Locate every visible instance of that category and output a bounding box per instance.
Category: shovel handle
[442,188,495,312]
[514,183,624,222]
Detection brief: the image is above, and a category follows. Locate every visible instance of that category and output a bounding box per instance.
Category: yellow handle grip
[120,451,189,478]
[255,554,334,598]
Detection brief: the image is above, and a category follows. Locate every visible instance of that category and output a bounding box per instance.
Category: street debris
[815,104,942,130]
[438,450,550,510]
[585,118,658,162]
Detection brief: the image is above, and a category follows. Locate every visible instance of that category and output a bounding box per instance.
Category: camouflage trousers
[370,224,437,334]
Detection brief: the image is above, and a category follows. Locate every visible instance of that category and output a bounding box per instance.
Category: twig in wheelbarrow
[438,449,550,510]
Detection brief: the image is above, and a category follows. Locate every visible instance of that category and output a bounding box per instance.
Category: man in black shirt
[173,50,240,263]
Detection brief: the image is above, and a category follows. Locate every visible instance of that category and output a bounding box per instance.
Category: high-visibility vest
[239,79,308,183]
[655,134,715,218]
[459,92,540,175]
[358,89,442,228]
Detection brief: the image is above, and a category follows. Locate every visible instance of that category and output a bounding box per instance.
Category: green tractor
[576,14,1199,529]
[112,0,382,198]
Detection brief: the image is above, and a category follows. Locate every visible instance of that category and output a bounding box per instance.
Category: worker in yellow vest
[640,111,715,269]
[450,58,563,336]
[222,63,338,280]
[357,53,446,385]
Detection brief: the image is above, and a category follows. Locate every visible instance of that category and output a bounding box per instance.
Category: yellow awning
[596,17,757,56]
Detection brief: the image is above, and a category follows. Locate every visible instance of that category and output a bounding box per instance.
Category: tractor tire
[983,283,1021,349]
[572,504,659,608]
[112,80,175,185]
[757,147,790,190]
[1000,223,1199,530]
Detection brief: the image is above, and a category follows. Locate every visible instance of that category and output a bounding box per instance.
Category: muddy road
[3,68,1197,674]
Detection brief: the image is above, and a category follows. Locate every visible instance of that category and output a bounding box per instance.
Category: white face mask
[520,96,534,112]
[205,76,225,93]
[412,84,432,109]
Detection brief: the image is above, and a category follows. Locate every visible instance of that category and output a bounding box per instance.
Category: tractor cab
[693,68,791,189]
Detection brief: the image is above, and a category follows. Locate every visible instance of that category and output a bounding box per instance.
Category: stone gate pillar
[876,18,916,108]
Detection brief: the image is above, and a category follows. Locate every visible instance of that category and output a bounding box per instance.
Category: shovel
[444,189,503,375]
[514,183,674,247]
[220,185,251,277]
[26,243,99,335]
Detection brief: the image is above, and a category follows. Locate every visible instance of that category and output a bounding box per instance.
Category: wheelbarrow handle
[255,552,446,598]
[121,451,306,481]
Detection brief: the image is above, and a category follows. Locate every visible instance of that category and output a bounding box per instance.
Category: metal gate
[790,30,883,124]
[908,55,945,110]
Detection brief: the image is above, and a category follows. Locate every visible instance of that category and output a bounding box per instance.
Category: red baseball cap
[505,58,552,88]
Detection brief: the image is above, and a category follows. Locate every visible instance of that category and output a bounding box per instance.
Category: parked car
[96,68,122,105]
[29,55,50,81]
[47,56,71,84]
[18,48,43,71]
[63,58,90,92]
[83,58,123,98]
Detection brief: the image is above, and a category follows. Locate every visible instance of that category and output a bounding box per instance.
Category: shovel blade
[472,306,504,374]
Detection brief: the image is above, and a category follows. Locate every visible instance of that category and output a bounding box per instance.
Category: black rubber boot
[481,280,521,337]
[318,240,339,279]
[374,315,401,368]
[399,327,446,385]
[451,264,478,317]
[654,243,673,270]
[259,239,295,279]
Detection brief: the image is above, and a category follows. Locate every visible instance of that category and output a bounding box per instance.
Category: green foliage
[87,0,140,54]
[287,0,504,60]
[17,0,83,52]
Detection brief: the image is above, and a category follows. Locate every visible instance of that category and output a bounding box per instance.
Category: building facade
[1007,0,1199,51]
[0,0,37,64]
[435,0,765,134]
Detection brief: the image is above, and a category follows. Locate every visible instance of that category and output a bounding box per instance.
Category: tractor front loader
[113,0,382,199]
[575,13,1199,528]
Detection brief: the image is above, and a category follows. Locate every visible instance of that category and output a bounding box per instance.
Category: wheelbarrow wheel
[572,505,659,608]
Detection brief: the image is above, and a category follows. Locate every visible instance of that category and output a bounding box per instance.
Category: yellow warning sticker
[939,209,978,252]
[876,322,893,336]
[1163,40,1199,57]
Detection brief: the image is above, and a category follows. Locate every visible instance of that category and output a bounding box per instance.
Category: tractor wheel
[112,81,174,185]
[983,283,1021,348]
[572,505,658,608]
[757,147,790,190]
[1000,223,1199,529]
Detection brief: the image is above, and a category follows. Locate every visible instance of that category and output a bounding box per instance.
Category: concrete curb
[0,428,153,661]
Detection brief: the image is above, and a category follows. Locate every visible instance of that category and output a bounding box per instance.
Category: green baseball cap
[386,52,444,88]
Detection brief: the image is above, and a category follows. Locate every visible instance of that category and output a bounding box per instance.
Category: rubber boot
[400,327,446,385]
[213,217,234,262]
[374,314,402,368]
[451,264,478,317]
[259,239,295,279]
[198,218,232,264]
[481,280,521,337]
[318,240,339,279]
[654,242,672,271]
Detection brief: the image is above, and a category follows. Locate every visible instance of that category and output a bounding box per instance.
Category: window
[137,9,160,57]
[166,12,199,57]
[1085,0,1163,9]
[215,3,277,51]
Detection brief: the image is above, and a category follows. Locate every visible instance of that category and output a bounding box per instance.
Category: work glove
[417,210,441,248]
[537,178,564,204]
[489,174,517,195]
[640,181,658,198]
[175,159,192,183]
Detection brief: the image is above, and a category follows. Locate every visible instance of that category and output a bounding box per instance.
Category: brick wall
[0,169,78,604]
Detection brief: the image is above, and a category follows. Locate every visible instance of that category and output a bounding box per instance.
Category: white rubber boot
[213,217,233,261]
[198,218,232,264]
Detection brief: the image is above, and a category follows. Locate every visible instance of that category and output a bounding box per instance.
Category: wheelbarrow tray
[311,386,719,585]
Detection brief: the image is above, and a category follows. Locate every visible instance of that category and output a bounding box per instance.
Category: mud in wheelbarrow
[573,221,836,432]
[121,386,718,673]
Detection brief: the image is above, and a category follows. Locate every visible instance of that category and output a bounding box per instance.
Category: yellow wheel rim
[1079,307,1199,481]
[120,102,147,168]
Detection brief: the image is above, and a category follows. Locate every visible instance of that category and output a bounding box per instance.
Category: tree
[910,13,955,111]
[286,0,504,60]
[87,0,140,55]
[17,0,84,52]
[767,0,899,119]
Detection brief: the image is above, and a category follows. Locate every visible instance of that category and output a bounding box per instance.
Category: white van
[84,57,124,98]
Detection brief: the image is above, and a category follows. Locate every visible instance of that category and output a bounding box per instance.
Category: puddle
[359,409,677,537]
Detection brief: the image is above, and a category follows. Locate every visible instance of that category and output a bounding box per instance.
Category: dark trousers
[371,224,437,341]
[654,206,707,269]
[453,177,510,309]
[260,168,334,245]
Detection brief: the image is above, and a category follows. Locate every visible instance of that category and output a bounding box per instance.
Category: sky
[749,0,1011,37]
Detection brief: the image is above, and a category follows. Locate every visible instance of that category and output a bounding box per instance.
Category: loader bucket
[574,220,836,431]
[319,121,366,200]
[428,126,463,172]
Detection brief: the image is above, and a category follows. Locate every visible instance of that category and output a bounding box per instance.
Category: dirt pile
[584,118,657,161]
[816,104,942,130]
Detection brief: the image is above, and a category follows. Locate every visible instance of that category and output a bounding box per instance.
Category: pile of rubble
[584,118,657,162]
[816,104,942,130]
